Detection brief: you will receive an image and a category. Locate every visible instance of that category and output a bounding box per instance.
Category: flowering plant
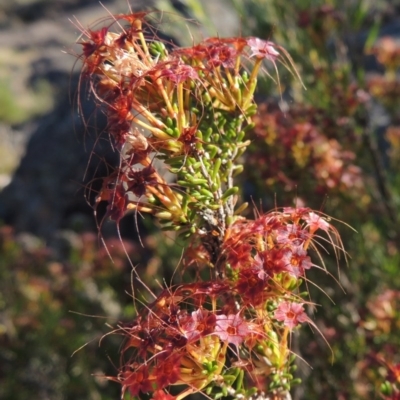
[77,10,344,400]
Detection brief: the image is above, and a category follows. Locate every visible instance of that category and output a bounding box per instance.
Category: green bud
[217,117,226,128]
[234,202,248,215]
[243,122,255,132]
[223,375,236,385]
[165,127,175,136]
[221,186,239,201]
[268,330,279,343]
[236,130,245,142]
[207,145,219,159]
[245,104,257,117]
[181,196,189,215]
[199,187,214,198]
[236,146,248,158]
[212,133,220,142]
[289,354,297,363]
[211,158,222,182]
[185,157,196,166]
[208,203,222,210]
[235,369,244,391]
[380,381,393,395]
[177,180,194,187]
[190,190,201,198]
[195,142,203,151]
[167,127,180,138]
[155,211,172,220]
[272,373,281,383]
[149,41,167,59]
[195,130,203,140]
[269,381,278,389]
[164,155,186,165]
[192,193,209,202]
[204,127,213,141]
[229,128,240,140]
[203,92,212,104]
[189,178,209,185]
[232,164,244,177]
[211,182,219,192]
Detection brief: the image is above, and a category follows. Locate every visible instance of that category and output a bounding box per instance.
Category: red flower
[274,301,308,329]
[154,353,182,389]
[80,27,108,57]
[120,364,153,396]
[152,390,175,400]
[207,43,237,68]
[126,165,158,197]
[236,264,268,306]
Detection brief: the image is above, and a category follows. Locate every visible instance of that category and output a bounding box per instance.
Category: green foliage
[0,227,126,400]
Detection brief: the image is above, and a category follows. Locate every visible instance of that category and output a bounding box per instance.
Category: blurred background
[1,0,400,399]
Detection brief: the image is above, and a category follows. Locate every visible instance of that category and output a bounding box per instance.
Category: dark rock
[0,72,117,238]
[0,0,156,239]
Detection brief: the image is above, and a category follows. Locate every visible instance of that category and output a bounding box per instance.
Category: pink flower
[162,64,199,84]
[215,314,249,346]
[276,224,309,246]
[253,253,269,280]
[280,245,312,277]
[247,37,279,61]
[181,308,216,342]
[274,301,308,329]
[304,212,330,233]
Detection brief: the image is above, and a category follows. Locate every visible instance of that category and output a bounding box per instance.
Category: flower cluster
[77,10,344,400]
[354,290,400,399]
[250,102,364,196]
[370,36,400,73]
[107,208,341,399]
[78,11,293,245]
